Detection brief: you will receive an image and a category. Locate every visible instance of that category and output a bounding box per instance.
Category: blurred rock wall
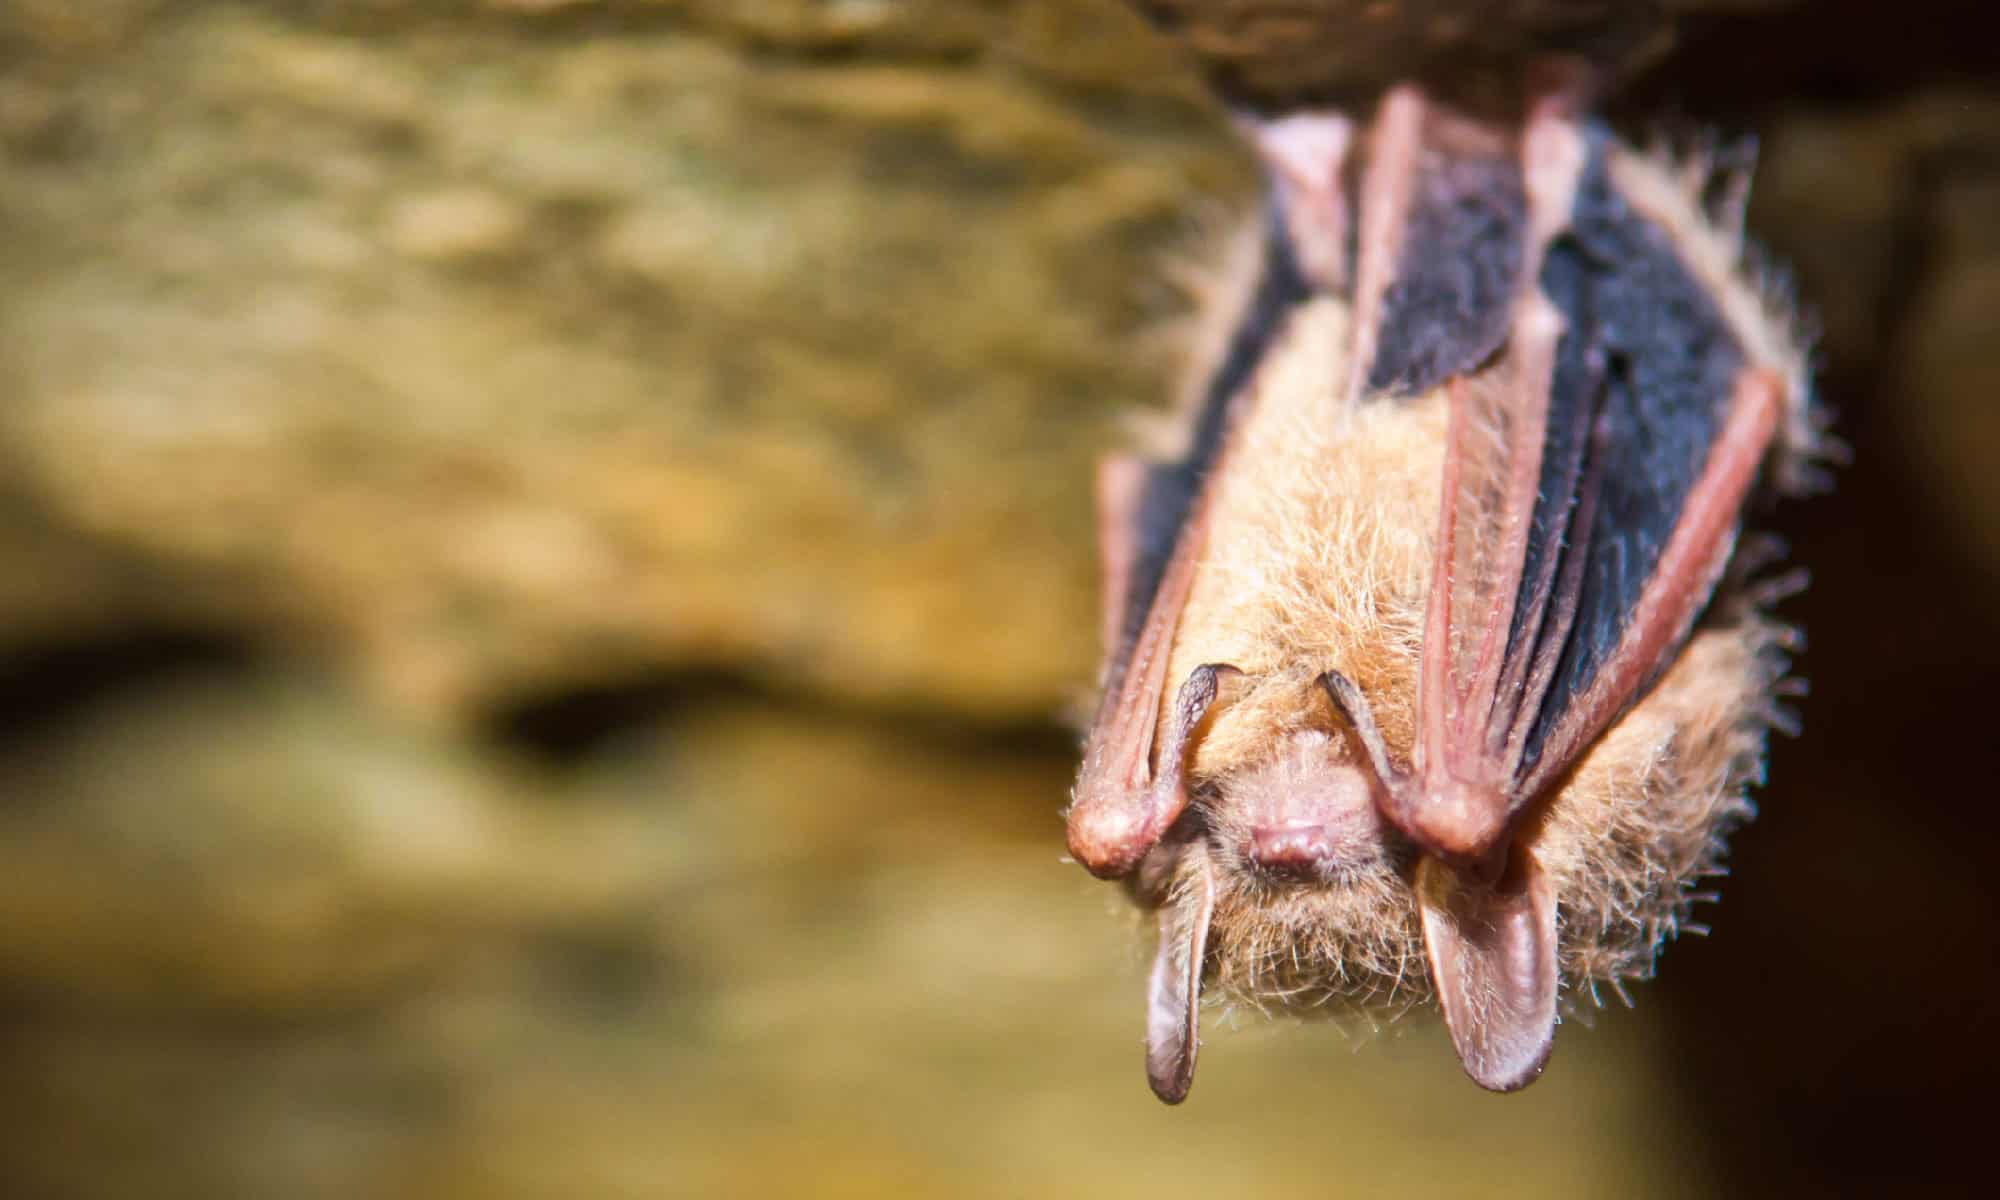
[0,0,1242,724]
[0,2,1996,1198]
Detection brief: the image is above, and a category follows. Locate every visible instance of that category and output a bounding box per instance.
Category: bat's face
[1130,608,1777,1097]
[1155,725,1428,1010]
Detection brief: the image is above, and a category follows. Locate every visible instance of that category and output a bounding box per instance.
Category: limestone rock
[0,1,1237,725]
[0,669,671,1010]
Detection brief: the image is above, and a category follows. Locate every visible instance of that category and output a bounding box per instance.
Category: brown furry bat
[1067,84,1824,1101]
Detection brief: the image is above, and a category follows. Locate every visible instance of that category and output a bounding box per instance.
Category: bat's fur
[1144,143,1812,1023]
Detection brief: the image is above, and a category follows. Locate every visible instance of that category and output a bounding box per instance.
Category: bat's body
[1069,86,1819,1101]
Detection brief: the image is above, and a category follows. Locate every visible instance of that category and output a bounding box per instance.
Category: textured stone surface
[0,669,672,1011]
[1123,0,1805,110]
[0,1,1234,724]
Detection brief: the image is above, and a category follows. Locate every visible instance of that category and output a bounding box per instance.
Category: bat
[1067,79,1824,1101]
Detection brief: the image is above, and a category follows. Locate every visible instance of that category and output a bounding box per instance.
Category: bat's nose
[1247,823,1340,878]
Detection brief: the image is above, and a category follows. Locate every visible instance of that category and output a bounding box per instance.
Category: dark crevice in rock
[0,627,258,754]
[483,667,759,764]
[1620,0,2000,120]
[484,663,1079,768]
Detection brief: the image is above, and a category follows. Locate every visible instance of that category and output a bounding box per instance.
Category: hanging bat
[1067,80,1823,1101]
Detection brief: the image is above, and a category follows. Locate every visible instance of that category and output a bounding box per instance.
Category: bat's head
[1178,722,1423,989]
[1121,611,1776,1102]
[1126,715,1428,1102]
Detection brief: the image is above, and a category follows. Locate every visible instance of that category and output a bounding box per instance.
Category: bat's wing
[1407,126,1785,846]
[1067,167,1318,879]
[1326,101,1793,1091]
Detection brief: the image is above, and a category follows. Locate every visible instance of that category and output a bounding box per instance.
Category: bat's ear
[1417,848,1558,1092]
[1145,856,1217,1105]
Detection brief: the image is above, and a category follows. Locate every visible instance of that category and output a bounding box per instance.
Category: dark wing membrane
[1356,90,1528,401]
[1508,133,1749,787]
[1366,142,1526,396]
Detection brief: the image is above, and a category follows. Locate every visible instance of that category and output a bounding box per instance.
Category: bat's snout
[1246,823,1349,879]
